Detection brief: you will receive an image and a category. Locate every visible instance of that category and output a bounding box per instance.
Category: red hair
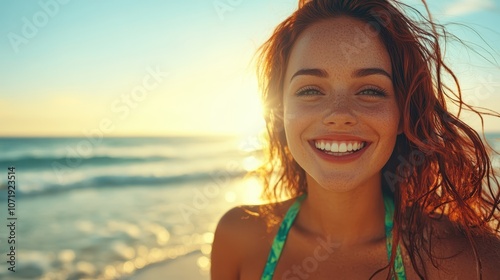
[254,0,500,279]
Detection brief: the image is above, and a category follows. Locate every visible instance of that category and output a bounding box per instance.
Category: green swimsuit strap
[261,194,306,280]
[261,193,407,280]
[383,193,407,280]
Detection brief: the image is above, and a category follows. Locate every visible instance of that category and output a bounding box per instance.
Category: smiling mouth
[313,140,367,156]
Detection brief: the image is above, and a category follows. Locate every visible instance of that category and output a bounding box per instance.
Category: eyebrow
[289,67,392,82]
[290,68,328,82]
[353,68,392,79]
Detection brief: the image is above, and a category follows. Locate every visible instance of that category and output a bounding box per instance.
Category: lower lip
[309,141,370,163]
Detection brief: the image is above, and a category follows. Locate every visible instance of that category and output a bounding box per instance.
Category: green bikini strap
[383,193,407,280]
[261,194,306,280]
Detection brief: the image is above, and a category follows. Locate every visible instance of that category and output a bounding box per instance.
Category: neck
[297,174,386,247]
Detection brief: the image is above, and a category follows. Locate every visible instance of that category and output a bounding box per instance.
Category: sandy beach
[129,250,209,280]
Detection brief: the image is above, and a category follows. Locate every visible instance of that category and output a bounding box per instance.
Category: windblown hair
[254,0,500,279]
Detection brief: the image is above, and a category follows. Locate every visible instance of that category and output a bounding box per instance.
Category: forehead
[285,16,392,80]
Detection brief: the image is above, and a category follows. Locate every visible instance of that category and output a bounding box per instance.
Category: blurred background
[0,0,499,279]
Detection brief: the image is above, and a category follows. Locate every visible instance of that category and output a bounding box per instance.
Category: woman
[211,0,500,279]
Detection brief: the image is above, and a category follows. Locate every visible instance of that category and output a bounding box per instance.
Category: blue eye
[296,86,323,96]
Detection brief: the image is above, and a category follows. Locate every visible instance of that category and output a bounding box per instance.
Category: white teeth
[330,142,338,152]
[339,143,347,152]
[314,140,366,154]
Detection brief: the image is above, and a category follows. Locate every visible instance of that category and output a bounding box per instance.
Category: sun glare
[205,76,265,136]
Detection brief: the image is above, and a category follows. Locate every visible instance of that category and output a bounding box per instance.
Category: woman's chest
[239,233,394,280]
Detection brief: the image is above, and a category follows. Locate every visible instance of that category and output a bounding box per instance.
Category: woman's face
[283,16,401,192]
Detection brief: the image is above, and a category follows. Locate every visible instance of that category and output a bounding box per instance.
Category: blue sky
[0,0,499,136]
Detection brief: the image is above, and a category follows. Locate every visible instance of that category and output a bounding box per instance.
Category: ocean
[0,133,498,280]
[0,135,265,280]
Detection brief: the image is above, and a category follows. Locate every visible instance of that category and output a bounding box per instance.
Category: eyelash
[295,86,388,97]
[359,87,388,97]
[295,86,323,96]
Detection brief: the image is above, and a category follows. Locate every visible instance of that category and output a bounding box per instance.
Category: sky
[0,0,499,137]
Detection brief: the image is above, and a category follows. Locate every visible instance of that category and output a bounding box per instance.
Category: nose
[322,96,358,127]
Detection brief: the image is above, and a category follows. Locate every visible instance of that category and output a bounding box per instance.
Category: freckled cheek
[283,103,316,148]
[284,103,319,127]
[284,111,308,137]
[361,105,401,134]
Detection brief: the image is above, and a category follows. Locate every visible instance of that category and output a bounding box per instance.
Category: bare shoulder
[210,200,293,279]
[420,216,500,278]
[213,204,269,254]
[444,232,500,278]
[472,232,500,276]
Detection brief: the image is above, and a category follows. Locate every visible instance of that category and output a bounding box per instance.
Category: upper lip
[309,134,369,142]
